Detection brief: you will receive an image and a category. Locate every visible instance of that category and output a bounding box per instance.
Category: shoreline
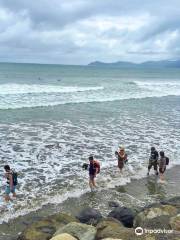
[0,165,180,240]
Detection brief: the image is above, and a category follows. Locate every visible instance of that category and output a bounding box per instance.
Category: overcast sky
[0,0,180,65]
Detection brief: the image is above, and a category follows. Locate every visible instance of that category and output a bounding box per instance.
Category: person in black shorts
[147,147,159,176]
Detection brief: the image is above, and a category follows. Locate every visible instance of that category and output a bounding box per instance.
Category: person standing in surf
[158,151,168,182]
[115,146,128,173]
[147,147,159,176]
[4,165,17,202]
[88,156,100,191]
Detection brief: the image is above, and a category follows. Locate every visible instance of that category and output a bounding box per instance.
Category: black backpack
[12,171,18,186]
[166,157,169,165]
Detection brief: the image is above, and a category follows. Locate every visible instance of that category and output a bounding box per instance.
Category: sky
[0,0,180,65]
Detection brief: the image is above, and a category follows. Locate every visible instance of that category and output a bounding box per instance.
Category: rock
[18,213,78,240]
[170,214,180,231]
[17,219,56,240]
[54,222,96,240]
[161,196,180,210]
[76,207,102,225]
[50,233,77,240]
[96,218,135,240]
[101,238,123,240]
[108,207,134,228]
[108,201,120,208]
[134,204,178,230]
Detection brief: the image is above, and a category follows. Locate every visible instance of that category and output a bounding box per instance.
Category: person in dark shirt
[147,147,159,176]
[88,156,100,190]
[4,165,16,202]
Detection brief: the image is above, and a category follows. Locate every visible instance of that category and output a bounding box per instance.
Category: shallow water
[0,63,180,228]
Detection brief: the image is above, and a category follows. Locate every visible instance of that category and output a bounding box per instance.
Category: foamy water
[0,80,180,109]
[0,64,180,223]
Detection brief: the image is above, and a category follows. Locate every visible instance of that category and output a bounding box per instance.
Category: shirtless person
[115,147,128,173]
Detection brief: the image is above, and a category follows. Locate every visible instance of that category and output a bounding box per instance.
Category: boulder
[17,219,56,240]
[76,207,102,225]
[108,207,134,228]
[170,214,180,231]
[18,213,78,240]
[96,218,135,240]
[108,201,120,208]
[161,196,180,210]
[101,238,122,240]
[50,233,77,240]
[54,222,96,240]
[134,204,178,228]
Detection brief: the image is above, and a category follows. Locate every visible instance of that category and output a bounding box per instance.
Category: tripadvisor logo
[135,227,174,235]
[135,227,144,236]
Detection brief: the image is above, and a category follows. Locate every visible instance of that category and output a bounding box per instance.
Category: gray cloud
[0,0,180,64]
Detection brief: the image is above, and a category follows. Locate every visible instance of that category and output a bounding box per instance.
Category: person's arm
[9,174,13,190]
[124,154,128,163]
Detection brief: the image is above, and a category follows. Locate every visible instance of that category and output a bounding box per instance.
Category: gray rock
[54,222,96,240]
[108,201,120,208]
[76,207,102,225]
[108,207,134,228]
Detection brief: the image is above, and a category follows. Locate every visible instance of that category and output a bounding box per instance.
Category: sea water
[0,63,180,223]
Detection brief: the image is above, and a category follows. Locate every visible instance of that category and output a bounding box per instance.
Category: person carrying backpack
[4,165,17,202]
[158,151,169,182]
[147,147,159,176]
[88,156,100,191]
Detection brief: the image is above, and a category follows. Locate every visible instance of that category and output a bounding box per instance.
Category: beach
[0,166,180,240]
[0,63,180,239]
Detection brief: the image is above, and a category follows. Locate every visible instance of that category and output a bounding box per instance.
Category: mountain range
[88,60,180,68]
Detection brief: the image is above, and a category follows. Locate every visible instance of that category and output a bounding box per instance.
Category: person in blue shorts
[4,165,16,202]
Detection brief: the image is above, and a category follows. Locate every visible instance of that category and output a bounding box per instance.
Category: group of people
[85,146,169,190]
[3,146,169,201]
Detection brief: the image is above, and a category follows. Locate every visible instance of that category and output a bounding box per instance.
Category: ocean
[0,63,180,226]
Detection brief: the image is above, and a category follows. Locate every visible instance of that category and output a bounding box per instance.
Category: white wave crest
[0,83,104,95]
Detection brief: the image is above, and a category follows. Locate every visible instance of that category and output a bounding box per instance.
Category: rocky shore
[17,196,180,240]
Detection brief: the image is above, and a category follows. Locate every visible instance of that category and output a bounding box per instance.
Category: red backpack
[93,160,100,174]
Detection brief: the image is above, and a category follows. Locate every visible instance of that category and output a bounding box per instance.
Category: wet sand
[0,165,180,240]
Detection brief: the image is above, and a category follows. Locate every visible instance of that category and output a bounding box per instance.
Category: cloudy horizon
[0,0,180,65]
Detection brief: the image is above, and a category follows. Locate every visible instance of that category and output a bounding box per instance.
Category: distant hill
[88,60,180,68]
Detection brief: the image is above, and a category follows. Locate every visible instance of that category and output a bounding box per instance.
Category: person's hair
[160,151,165,157]
[4,165,10,171]
[151,147,155,151]
[89,156,94,161]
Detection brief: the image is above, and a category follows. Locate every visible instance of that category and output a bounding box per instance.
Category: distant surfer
[82,156,100,191]
[115,146,128,173]
[4,165,17,202]
[158,151,169,182]
[147,147,159,176]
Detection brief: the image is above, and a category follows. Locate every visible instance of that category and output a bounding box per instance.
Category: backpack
[94,160,100,174]
[166,157,169,165]
[12,171,18,186]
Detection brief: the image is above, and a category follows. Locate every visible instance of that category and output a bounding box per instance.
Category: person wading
[147,147,159,176]
[115,146,128,173]
[4,165,17,202]
[88,156,100,191]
